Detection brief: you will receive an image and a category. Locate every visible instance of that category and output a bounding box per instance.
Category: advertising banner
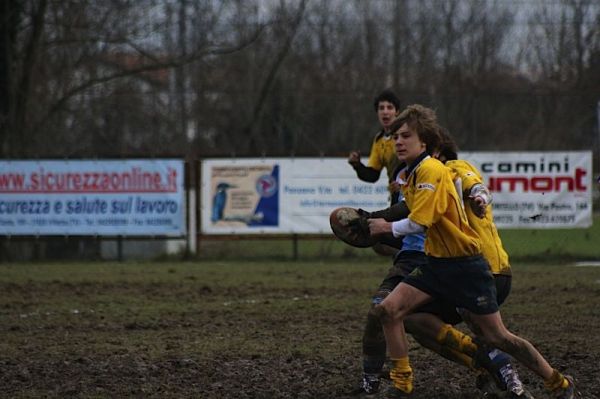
[0,160,185,236]
[461,151,592,228]
[201,153,592,235]
[201,158,390,234]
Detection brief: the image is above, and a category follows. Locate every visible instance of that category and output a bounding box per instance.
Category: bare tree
[1,0,599,160]
[1,1,265,158]
[518,0,600,149]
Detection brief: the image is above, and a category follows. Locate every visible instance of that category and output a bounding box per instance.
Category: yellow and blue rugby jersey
[446,160,511,276]
[401,156,481,258]
[367,131,399,182]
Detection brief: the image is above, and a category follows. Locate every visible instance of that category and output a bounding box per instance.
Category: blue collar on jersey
[405,151,430,177]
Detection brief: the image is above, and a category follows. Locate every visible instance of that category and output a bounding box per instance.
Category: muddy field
[0,260,599,398]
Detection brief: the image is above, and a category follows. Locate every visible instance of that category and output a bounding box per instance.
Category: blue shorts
[403,254,499,315]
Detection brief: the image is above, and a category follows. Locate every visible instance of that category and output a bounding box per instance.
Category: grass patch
[500,218,600,260]
[192,215,600,262]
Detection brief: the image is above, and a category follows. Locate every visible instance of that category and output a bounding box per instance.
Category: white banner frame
[200,158,390,235]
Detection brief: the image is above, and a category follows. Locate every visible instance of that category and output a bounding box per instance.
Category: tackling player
[354,133,531,398]
[433,129,530,397]
[367,104,577,399]
[353,185,527,398]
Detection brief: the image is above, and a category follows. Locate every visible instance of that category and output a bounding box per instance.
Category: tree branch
[243,0,308,152]
[30,23,266,137]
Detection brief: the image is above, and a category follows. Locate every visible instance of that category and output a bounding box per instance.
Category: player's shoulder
[418,157,447,174]
[447,159,472,169]
[446,159,481,177]
[412,157,450,187]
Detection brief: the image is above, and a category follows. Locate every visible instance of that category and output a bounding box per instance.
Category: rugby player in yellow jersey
[349,89,403,257]
[436,129,512,279]
[348,89,402,202]
[433,129,530,397]
[353,188,530,397]
[366,105,577,399]
[359,130,530,398]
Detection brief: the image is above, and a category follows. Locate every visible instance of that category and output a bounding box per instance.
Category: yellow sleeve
[446,160,483,194]
[407,162,449,228]
[366,137,384,172]
[447,162,511,274]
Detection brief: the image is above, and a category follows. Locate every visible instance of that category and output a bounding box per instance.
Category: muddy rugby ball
[329,207,377,248]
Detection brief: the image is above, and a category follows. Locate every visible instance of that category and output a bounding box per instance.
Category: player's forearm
[391,218,425,237]
[352,163,380,182]
[369,202,410,222]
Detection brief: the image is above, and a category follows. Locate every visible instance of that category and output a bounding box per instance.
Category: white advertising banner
[0,159,185,236]
[461,151,593,228]
[200,158,390,234]
[201,153,593,234]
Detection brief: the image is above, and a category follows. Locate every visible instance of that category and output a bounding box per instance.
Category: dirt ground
[0,261,599,398]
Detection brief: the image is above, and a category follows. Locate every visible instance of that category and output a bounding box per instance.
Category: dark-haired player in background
[348,89,402,205]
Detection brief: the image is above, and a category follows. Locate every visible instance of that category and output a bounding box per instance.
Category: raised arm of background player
[348,90,401,187]
[349,150,402,208]
[348,150,381,182]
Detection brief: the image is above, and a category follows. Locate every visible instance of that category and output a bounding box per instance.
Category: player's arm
[454,163,492,218]
[367,217,425,237]
[330,207,403,249]
[365,201,424,237]
[348,137,385,182]
[351,162,381,182]
[358,201,410,222]
[468,184,492,218]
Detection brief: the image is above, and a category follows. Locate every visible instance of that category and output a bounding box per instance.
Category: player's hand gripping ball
[329,207,377,248]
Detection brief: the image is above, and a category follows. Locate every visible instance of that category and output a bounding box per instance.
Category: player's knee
[373,300,406,325]
[372,303,391,324]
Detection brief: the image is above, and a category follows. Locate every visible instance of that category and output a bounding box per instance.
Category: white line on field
[573,261,600,267]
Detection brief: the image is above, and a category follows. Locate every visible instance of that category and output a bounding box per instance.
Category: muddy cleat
[473,343,535,398]
[553,375,579,399]
[497,362,535,398]
[476,370,535,398]
[350,373,380,395]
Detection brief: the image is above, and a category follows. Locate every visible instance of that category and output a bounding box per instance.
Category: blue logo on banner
[250,166,279,227]
[256,174,277,198]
